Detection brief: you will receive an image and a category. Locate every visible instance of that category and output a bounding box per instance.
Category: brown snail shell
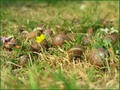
[19,55,29,67]
[104,33,119,44]
[43,29,53,36]
[102,20,113,28]
[68,46,84,60]
[52,32,70,47]
[82,28,94,45]
[88,48,109,67]
[25,30,43,40]
[3,38,17,50]
[42,29,53,45]
[31,43,41,52]
[31,40,48,52]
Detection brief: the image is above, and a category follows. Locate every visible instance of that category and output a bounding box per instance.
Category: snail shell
[25,30,42,40]
[3,38,17,50]
[52,33,70,47]
[68,46,84,60]
[88,48,109,67]
[82,28,94,45]
[104,33,119,44]
[19,55,29,67]
[31,40,48,52]
[102,20,113,28]
[43,29,53,36]
[31,43,41,52]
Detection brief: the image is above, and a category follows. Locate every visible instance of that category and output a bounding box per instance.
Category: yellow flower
[36,34,45,43]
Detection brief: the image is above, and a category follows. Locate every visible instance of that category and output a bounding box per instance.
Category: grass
[1,0,119,89]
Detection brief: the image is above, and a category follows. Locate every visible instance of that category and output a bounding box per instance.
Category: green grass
[1,0,119,89]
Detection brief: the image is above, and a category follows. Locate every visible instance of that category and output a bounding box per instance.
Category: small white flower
[100,28,104,32]
[33,27,43,31]
[116,50,119,54]
[109,27,118,34]
[104,28,109,34]
[100,28,109,34]
[111,27,115,30]
[99,27,118,34]
[110,30,118,34]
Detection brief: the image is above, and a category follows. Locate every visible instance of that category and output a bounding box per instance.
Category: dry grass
[1,1,119,89]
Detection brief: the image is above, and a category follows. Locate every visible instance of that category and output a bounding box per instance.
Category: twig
[28,53,33,67]
[7,61,22,68]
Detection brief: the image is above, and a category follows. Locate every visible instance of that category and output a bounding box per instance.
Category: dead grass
[1,1,119,89]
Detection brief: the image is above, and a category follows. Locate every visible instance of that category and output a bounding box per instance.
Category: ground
[1,0,119,89]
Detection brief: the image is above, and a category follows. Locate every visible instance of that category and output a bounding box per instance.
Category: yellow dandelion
[36,34,45,43]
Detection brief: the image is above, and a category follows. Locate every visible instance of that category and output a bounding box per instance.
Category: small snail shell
[19,55,29,67]
[68,46,84,60]
[88,48,109,67]
[25,30,43,40]
[3,38,17,50]
[52,32,70,47]
[31,43,41,52]
[102,20,113,28]
[31,40,48,52]
[104,33,119,44]
[43,29,53,36]
[82,28,94,45]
